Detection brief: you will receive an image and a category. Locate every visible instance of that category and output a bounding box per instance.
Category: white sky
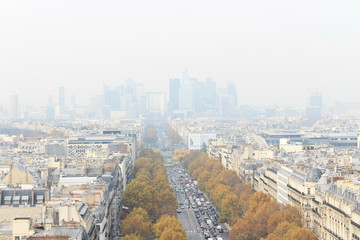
[0,0,359,107]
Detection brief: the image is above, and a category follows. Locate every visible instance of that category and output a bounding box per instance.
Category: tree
[134,157,153,175]
[122,208,152,239]
[202,143,207,152]
[268,221,318,240]
[219,192,242,225]
[267,206,302,233]
[247,192,273,214]
[230,218,257,240]
[163,122,183,145]
[209,184,232,206]
[153,215,186,240]
[158,228,187,240]
[272,221,297,238]
[144,123,158,145]
[122,180,159,218]
[249,200,279,238]
[261,233,282,240]
[122,234,142,240]
[238,189,253,213]
[156,189,178,217]
[284,226,317,240]
[217,169,241,188]
[197,170,211,191]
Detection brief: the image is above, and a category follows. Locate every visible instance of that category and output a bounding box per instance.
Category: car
[181,205,185,209]
[176,209,182,213]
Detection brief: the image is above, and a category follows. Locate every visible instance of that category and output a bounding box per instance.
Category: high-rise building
[147,92,166,116]
[58,87,66,114]
[8,95,19,120]
[103,84,122,111]
[70,95,77,108]
[46,95,55,120]
[46,106,55,120]
[168,71,224,116]
[179,71,197,112]
[227,82,238,107]
[205,78,217,109]
[306,92,322,118]
[310,92,322,109]
[169,78,180,112]
[220,94,235,118]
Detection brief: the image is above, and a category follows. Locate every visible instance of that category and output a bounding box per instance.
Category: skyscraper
[169,78,180,112]
[8,95,19,120]
[310,92,322,109]
[46,95,55,120]
[179,71,197,112]
[205,78,217,110]
[227,82,238,106]
[306,92,322,118]
[58,87,66,114]
[147,92,166,116]
[103,84,121,111]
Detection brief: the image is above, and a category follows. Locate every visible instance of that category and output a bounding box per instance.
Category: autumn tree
[219,192,243,225]
[122,208,153,239]
[247,192,273,214]
[122,179,159,219]
[122,234,142,240]
[180,150,318,240]
[121,149,186,238]
[249,200,280,238]
[283,225,317,240]
[144,123,158,145]
[158,228,187,240]
[163,122,183,145]
[231,218,257,240]
[153,215,186,240]
[134,157,153,175]
[265,221,317,240]
[267,206,302,233]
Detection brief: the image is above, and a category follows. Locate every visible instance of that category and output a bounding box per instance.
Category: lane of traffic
[167,163,228,240]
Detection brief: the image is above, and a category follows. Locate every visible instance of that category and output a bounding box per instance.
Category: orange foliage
[181,150,318,240]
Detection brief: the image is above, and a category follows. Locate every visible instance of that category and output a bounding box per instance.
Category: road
[166,162,230,240]
[176,192,204,240]
[154,123,229,240]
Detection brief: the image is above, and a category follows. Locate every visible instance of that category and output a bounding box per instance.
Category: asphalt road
[177,193,204,240]
[166,163,230,240]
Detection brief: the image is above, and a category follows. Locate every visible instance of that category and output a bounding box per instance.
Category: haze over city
[1,0,360,107]
[2,1,360,240]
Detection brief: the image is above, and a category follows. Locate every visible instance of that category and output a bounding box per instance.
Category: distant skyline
[1,0,360,107]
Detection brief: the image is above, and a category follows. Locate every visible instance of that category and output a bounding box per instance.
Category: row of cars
[167,163,226,240]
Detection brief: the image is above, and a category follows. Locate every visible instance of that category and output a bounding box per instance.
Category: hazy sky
[0,0,359,107]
